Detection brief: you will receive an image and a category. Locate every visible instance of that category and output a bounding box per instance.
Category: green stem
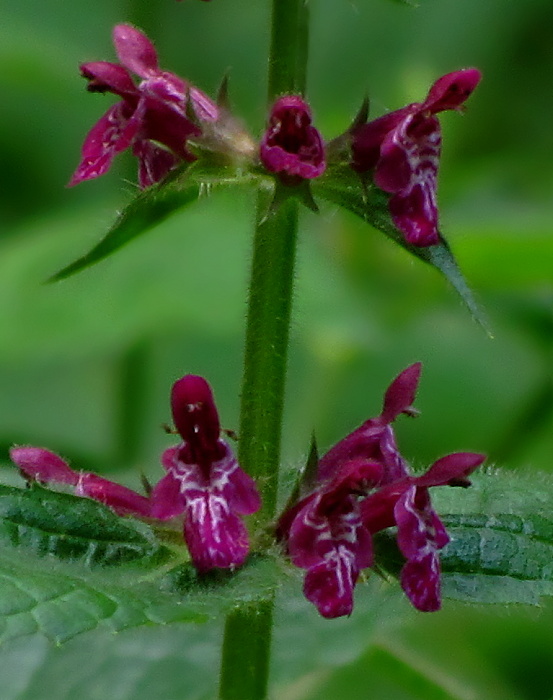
[219,600,275,700]
[268,0,310,98]
[218,2,310,698]
[239,194,299,523]
[217,197,298,700]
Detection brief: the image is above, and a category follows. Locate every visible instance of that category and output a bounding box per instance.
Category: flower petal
[171,375,222,457]
[76,473,151,517]
[423,68,482,113]
[113,24,159,79]
[287,495,326,569]
[183,492,250,572]
[304,551,359,618]
[80,61,137,97]
[351,107,413,173]
[139,74,188,114]
[415,452,485,489]
[388,185,440,247]
[150,471,186,520]
[223,464,262,515]
[394,486,447,611]
[10,447,79,486]
[361,478,408,532]
[133,139,179,188]
[68,102,134,186]
[380,362,421,423]
[394,486,446,559]
[140,101,200,160]
[400,551,442,612]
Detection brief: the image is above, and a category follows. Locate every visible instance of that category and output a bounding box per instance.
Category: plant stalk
[218,1,310,698]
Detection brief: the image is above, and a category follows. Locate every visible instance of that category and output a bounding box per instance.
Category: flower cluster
[11,375,260,573]
[10,367,484,615]
[255,70,480,241]
[277,364,485,617]
[70,25,480,251]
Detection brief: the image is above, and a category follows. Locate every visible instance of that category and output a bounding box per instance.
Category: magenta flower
[361,451,485,611]
[352,69,481,246]
[69,24,219,189]
[278,364,420,618]
[11,375,260,574]
[316,362,422,486]
[278,364,485,616]
[150,375,261,572]
[279,459,382,618]
[10,447,151,517]
[260,95,326,184]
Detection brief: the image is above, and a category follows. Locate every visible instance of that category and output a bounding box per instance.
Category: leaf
[0,547,281,645]
[440,513,553,606]
[374,471,553,607]
[0,483,281,644]
[312,165,490,333]
[0,549,206,644]
[0,625,222,700]
[303,644,464,700]
[0,483,170,566]
[50,160,257,281]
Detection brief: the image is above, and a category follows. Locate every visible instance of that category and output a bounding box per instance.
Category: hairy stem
[219,600,275,700]
[239,194,298,522]
[268,0,309,98]
[218,2,310,699]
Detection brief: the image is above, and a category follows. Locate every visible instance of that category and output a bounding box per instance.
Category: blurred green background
[1,0,553,698]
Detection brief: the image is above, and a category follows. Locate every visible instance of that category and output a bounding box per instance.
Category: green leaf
[303,644,464,700]
[0,483,281,644]
[0,545,280,645]
[440,513,553,605]
[0,549,206,644]
[312,165,490,333]
[0,483,170,567]
[375,471,553,607]
[50,161,256,282]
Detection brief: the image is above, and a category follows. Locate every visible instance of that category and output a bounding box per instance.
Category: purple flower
[10,447,151,517]
[316,362,422,486]
[279,459,382,618]
[278,364,420,618]
[278,364,485,616]
[352,69,481,247]
[260,95,326,184]
[150,375,261,572]
[361,451,485,611]
[69,24,219,189]
[10,375,261,574]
